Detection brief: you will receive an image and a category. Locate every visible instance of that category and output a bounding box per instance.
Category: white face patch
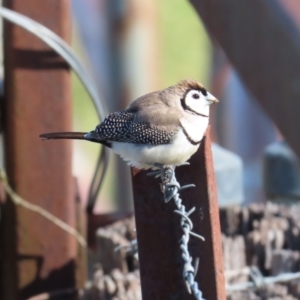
[183,89,211,117]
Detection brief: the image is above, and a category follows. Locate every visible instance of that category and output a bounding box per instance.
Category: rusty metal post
[131,127,226,300]
[0,1,83,299]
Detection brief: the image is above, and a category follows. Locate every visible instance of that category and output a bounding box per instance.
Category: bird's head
[174,79,218,117]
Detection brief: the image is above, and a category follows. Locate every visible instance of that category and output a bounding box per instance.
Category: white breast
[180,114,209,143]
[111,129,203,169]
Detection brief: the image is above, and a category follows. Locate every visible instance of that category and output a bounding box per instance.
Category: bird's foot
[147,162,195,202]
[147,163,176,183]
[147,164,181,202]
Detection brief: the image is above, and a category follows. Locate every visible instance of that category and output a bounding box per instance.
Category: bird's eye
[192,93,200,99]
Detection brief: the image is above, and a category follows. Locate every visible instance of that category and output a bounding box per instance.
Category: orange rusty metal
[0,0,82,299]
[131,127,226,300]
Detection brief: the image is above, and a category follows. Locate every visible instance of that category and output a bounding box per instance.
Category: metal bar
[74,178,87,289]
[0,1,81,299]
[131,127,226,300]
[190,0,300,159]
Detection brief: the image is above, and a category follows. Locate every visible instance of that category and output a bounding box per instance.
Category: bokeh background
[71,0,213,212]
[3,1,300,299]
[71,0,281,212]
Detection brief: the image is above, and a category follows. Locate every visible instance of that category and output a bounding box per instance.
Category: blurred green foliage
[158,0,212,87]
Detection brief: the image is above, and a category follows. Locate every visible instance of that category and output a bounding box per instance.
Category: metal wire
[114,239,138,260]
[148,164,206,300]
[0,169,87,247]
[0,7,109,212]
[226,266,300,292]
[27,288,82,300]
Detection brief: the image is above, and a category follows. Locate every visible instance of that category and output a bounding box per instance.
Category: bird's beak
[206,92,218,104]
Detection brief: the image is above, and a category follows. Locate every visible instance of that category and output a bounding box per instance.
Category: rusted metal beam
[0,1,83,299]
[131,127,226,300]
[190,0,300,159]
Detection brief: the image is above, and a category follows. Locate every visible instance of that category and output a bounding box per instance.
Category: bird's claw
[147,164,190,202]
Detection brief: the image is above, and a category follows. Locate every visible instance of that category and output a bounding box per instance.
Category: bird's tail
[39,132,86,140]
[40,131,112,148]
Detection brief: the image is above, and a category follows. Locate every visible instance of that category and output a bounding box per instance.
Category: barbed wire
[114,239,138,260]
[148,163,205,300]
[226,266,300,292]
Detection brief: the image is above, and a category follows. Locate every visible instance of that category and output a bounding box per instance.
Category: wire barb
[226,268,300,292]
[179,184,196,192]
[149,165,205,300]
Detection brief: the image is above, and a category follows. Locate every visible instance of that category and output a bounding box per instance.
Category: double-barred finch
[40,79,218,169]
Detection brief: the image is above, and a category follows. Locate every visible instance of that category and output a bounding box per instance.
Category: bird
[40,79,218,170]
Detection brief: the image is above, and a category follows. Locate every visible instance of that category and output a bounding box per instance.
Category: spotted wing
[93,110,176,145]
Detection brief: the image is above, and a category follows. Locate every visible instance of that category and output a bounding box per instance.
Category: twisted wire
[226,267,300,292]
[149,164,205,300]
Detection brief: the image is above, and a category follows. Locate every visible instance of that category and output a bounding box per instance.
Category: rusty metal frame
[190,0,300,159]
[0,1,85,299]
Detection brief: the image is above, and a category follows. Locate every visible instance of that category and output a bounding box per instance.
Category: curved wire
[0,7,109,212]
